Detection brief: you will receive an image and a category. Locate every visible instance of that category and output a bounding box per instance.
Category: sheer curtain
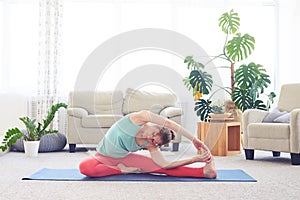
[36,0,63,129]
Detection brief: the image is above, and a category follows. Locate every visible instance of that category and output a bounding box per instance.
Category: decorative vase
[24,141,40,157]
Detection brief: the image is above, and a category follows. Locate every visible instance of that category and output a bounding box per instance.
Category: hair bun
[170,130,175,140]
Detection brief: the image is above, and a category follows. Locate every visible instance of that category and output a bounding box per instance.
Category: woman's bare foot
[203,157,217,179]
[117,163,142,174]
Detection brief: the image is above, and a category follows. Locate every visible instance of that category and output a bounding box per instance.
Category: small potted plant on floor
[0,102,67,157]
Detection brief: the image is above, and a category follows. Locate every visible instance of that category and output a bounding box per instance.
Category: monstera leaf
[232,62,272,112]
[253,100,268,110]
[194,99,213,121]
[218,9,240,34]
[189,70,213,95]
[226,33,255,62]
[235,63,270,90]
[184,56,205,70]
[232,87,268,112]
[252,65,271,94]
[231,87,252,112]
[234,63,259,89]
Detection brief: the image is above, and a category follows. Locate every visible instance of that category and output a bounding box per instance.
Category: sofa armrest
[242,109,269,148]
[290,108,300,153]
[67,108,88,118]
[159,107,183,118]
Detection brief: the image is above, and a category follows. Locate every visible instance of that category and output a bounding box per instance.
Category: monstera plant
[183,9,275,121]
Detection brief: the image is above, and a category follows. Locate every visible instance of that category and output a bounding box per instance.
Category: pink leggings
[79,152,204,178]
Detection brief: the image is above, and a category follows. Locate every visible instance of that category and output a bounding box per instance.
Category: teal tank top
[96,115,148,158]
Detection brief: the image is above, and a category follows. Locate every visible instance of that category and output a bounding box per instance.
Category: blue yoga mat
[22,168,256,182]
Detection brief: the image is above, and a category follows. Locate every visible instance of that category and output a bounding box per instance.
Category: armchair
[242,83,300,165]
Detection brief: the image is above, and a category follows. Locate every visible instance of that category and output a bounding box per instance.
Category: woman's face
[145,126,163,147]
[150,133,163,147]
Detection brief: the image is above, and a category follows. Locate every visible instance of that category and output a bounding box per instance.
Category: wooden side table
[197,121,241,156]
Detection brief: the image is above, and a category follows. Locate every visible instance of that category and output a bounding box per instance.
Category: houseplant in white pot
[0,102,67,157]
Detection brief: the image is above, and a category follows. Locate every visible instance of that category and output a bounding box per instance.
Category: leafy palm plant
[232,63,276,112]
[0,102,67,152]
[184,9,275,121]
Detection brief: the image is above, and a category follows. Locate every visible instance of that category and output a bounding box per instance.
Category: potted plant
[0,102,67,157]
[183,9,276,121]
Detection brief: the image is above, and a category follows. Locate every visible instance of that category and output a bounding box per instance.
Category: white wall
[0,92,27,136]
[277,0,300,91]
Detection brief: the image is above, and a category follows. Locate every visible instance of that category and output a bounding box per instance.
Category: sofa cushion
[82,114,123,128]
[67,108,88,118]
[160,107,183,118]
[248,123,290,139]
[69,91,123,115]
[122,88,177,115]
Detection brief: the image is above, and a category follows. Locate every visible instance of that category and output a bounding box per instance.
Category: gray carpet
[1,142,300,200]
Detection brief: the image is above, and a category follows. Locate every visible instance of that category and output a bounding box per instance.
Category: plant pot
[208,113,232,119]
[24,141,40,157]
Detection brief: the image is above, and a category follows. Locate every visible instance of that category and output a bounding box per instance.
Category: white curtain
[36,0,63,129]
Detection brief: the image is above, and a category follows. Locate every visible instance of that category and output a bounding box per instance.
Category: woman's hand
[192,137,210,152]
[192,137,212,163]
[191,150,212,163]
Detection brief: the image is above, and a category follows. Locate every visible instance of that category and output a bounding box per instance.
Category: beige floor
[1,142,300,200]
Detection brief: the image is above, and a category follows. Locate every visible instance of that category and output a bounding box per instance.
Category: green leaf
[0,128,24,151]
[234,63,258,89]
[218,9,240,34]
[183,77,193,91]
[253,100,268,111]
[194,99,213,121]
[226,33,255,62]
[184,56,205,70]
[41,103,68,133]
[233,62,273,112]
[268,92,276,104]
[232,87,252,112]
[189,70,213,95]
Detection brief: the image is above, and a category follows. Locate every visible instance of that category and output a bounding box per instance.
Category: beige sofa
[242,83,300,165]
[67,88,183,152]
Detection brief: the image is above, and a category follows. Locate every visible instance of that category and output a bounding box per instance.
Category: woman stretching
[79,110,217,179]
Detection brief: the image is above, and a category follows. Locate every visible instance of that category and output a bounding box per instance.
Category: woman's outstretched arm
[130,110,211,153]
[148,147,211,169]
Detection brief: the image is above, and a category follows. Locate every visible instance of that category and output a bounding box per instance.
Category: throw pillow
[274,113,291,123]
[262,107,288,123]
